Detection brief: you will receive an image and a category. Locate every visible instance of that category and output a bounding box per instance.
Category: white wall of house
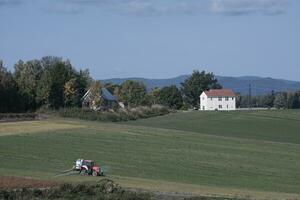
[200,93,236,111]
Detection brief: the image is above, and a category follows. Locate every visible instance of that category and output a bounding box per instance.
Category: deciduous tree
[36,58,75,108]
[181,70,222,108]
[89,80,103,109]
[119,80,146,107]
[14,59,43,110]
[274,92,287,109]
[158,85,183,109]
[0,61,21,112]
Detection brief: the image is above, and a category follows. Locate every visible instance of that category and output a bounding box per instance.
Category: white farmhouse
[200,89,236,111]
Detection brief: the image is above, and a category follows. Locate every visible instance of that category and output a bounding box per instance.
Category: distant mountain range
[102,75,300,95]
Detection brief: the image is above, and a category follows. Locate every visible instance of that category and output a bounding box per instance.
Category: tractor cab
[81,159,102,176]
[82,160,94,167]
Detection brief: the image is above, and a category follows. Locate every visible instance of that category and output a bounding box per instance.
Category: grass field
[1,110,300,199]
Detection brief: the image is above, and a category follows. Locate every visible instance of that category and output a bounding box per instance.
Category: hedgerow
[42,105,171,122]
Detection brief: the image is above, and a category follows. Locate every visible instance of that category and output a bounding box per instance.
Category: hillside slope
[102,75,300,95]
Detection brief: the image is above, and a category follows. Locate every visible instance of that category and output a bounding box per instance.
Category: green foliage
[119,80,146,107]
[0,57,91,112]
[0,180,152,200]
[0,113,37,121]
[64,78,79,107]
[37,60,75,108]
[14,59,43,110]
[185,197,244,200]
[104,82,120,95]
[237,91,300,109]
[274,92,287,109]
[181,70,222,108]
[158,85,183,109]
[0,62,22,112]
[146,87,160,105]
[53,105,170,122]
[33,57,91,109]
[75,69,92,106]
[263,90,275,108]
[292,92,300,108]
[88,80,103,109]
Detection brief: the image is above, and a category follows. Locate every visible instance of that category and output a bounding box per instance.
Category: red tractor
[73,159,104,176]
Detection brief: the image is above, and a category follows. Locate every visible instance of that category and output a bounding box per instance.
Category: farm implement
[57,159,105,177]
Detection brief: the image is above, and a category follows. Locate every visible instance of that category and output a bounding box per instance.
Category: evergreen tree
[293,92,300,109]
[263,90,275,108]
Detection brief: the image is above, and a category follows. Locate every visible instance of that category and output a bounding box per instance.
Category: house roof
[101,88,116,101]
[82,87,117,101]
[203,89,235,97]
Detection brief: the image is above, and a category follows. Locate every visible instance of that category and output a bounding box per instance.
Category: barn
[81,88,117,111]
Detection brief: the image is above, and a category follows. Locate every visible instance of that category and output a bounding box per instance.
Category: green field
[1,110,300,199]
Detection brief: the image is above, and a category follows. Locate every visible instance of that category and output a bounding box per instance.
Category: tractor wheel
[92,171,98,177]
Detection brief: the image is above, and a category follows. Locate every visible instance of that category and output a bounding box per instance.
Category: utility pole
[248,84,252,109]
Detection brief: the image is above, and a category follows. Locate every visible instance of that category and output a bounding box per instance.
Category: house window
[218,97,222,101]
[232,97,234,100]
[225,97,229,101]
[219,105,222,109]
[210,97,213,100]
[202,97,205,100]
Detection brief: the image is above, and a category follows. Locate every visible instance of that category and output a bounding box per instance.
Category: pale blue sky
[1,0,300,80]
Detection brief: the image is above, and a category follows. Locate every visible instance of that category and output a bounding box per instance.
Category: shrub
[0,113,37,121]
[45,105,171,122]
[0,179,152,200]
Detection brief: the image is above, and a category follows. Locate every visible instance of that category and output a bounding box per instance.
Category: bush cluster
[0,179,250,200]
[184,197,247,200]
[0,179,151,200]
[0,113,37,121]
[48,105,170,122]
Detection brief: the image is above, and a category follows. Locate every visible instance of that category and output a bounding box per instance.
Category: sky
[1,0,300,81]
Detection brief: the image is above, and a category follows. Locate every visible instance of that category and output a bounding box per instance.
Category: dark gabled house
[82,88,117,111]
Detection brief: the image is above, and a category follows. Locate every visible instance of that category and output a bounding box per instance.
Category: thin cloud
[45,1,83,14]
[211,0,289,16]
[52,0,211,16]
[112,0,210,16]
[0,0,289,16]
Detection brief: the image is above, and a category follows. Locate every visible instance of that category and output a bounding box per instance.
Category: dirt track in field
[0,176,58,189]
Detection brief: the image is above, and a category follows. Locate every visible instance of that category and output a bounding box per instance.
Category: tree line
[3,56,299,113]
[1,57,222,112]
[0,57,91,112]
[236,91,300,109]
[83,70,221,110]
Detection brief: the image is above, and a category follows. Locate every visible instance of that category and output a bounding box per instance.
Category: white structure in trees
[200,89,236,111]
